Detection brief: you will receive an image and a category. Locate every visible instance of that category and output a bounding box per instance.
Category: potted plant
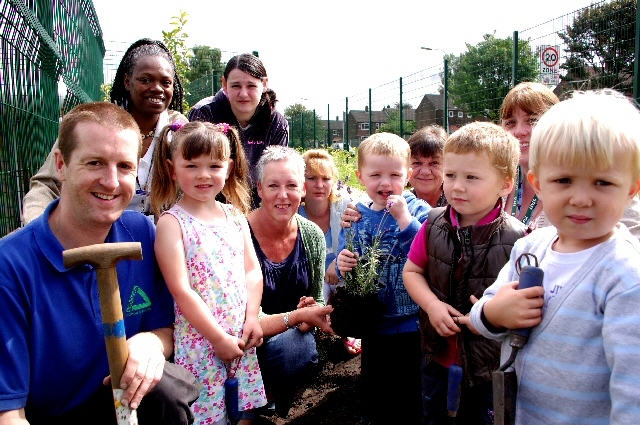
[330,212,389,338]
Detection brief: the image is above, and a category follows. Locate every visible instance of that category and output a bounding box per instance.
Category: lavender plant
[343,210,390,297]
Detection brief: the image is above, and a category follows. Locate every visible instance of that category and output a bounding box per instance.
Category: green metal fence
[2,0,639,235]
[185,69,221,107]
[0,0,104,235]
[278,0,638,148]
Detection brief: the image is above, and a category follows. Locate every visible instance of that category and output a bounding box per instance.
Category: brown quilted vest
[421,206,525,386]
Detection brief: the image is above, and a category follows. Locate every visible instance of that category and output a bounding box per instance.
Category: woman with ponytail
[188,53,289,208]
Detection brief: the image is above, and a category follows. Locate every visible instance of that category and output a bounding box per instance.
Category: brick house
[415,93,474,133]
[324,116,344,148]
[346,106,416,147]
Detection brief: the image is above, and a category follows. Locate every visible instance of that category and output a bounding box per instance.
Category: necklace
[140,128,156,139]
[511,166,538,225]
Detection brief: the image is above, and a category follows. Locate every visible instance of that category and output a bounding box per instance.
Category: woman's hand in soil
[426,300,463,337]
[341,203,361,228]
[337,249,358,273]
[296,296,318,332]
[293,305,334,333]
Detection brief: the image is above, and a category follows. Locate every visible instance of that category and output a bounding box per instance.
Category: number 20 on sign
[540,45,559,85]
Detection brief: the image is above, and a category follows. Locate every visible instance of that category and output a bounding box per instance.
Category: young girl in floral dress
[152,121,266,425]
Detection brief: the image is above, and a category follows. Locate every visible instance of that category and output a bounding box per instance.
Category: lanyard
[511,166,538,226]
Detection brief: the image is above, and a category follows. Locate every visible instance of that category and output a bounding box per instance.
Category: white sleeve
[470,250,517,340]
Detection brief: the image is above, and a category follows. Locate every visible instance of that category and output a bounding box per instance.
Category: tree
[162,10,192,110]
[377,109,416,136]
[447,33,538,121]
[285,104,327,149]
[185,45,225,105]
[100,83,111,101]
[284,103,307,118]
[393,102,413,109]
[187,45,224,82]
[558,0,636,93]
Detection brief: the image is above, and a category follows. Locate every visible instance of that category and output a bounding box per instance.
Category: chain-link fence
[0,0,104,235]
[1,0,638,234]
[283,0,637,149]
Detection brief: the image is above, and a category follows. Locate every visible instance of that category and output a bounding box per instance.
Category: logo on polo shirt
[126,286,152,315]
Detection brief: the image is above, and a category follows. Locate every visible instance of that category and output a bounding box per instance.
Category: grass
[328,148,363,193]
[296,146,365,196]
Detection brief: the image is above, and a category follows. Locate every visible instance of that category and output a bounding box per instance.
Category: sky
[92,0,595,119]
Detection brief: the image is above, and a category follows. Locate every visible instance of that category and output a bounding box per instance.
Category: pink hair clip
[170,121,186,132]
[215,123,231,134]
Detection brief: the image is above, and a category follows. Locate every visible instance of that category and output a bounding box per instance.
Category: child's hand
[337,249,358,273]
[241,316,263,350]
[325,259,339,284]
[483,281,544,330]
[212,333,245,363]
[385,194,412,230]
[425,299,464,337]
[341,203,361,228]
[458,295,480,335]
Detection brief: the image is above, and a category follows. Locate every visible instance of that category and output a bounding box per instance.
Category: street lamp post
[421,47,449,133]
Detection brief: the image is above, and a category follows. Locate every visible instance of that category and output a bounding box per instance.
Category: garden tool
[493,253,544,425]
[447,364,463,418]
[225,358,241,422]
[63,242,143,425]
[225,376,239,421]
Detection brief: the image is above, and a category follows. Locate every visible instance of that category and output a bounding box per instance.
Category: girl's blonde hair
[150,121,251,216]
[301,149,340,204]
[530,90,640,180]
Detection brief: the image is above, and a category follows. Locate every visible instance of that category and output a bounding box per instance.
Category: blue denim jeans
[257,328,318,417]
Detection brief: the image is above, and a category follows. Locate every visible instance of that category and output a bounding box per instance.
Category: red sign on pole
[540,45,559,85]
[542,46,559,68]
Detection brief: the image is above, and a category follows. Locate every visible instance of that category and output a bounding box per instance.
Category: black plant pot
[329,286,384,339]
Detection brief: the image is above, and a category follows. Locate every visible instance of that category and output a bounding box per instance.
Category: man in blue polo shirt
[0,102,198,424]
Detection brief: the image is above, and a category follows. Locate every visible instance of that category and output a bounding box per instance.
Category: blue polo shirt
[0,200,174,417]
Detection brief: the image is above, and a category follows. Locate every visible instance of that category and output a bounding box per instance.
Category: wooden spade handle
[62,242,143,389]
[63,242,142,269]
[97,267,129,389]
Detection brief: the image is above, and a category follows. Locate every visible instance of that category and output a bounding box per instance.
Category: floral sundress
[165,204,266,424]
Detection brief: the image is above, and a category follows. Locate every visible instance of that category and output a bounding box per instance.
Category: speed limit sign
[542,46,559,68]
[540,45,559,85]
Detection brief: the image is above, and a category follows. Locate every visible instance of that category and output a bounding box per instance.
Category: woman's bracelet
[284,311,301,330]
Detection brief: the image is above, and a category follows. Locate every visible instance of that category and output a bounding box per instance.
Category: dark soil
[255,332,363,425]
[328,288,384,339]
